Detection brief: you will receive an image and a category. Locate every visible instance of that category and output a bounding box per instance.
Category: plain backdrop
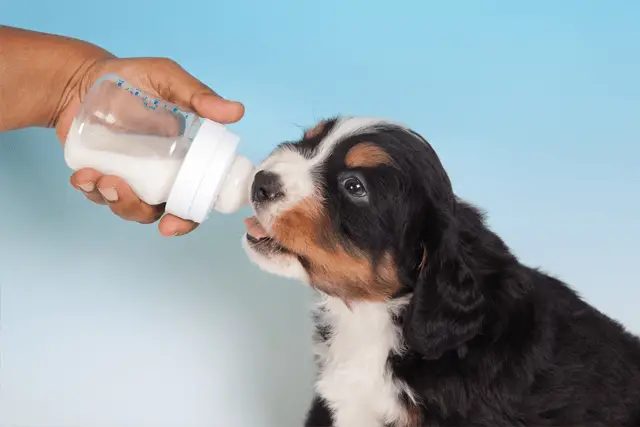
[1,1,639,426]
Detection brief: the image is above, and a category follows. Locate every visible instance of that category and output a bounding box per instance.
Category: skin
[0,25,245,236]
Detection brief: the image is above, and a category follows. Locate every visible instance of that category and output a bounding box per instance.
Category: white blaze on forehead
[314,116,405,164]
[255,117,407,225]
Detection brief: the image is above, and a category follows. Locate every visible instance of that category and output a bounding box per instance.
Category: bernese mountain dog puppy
[242,116,640,427]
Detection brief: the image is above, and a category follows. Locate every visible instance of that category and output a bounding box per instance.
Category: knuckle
[156,57,181,70]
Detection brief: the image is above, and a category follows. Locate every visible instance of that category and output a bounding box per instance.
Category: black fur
[306,396,334,427]
[301,121,640,426]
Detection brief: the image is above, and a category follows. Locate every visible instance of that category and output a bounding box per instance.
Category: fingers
[71,168,198,235]
[94,175,164,224]
[147,58,245,124]
[71,169,163,223]
[70,168,108,205]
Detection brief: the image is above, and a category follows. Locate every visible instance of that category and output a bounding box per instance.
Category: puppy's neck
[312,293,416,426]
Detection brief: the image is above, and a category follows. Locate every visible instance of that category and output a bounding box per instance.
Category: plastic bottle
[64,74,254,223]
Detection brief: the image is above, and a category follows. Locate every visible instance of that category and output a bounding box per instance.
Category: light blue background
[1,1,638,426]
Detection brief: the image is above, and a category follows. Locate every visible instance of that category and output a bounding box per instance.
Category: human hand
[58,57,245,236]
[0,26,244,236]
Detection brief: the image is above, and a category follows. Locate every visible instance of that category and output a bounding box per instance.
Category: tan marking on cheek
[308,248,382,302]
[271,197,328,253]
[313,250,400,302]
[304,120,327,139]
[345,142,392,168]
[271,197,401,302]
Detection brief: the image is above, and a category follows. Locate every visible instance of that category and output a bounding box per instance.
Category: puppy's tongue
[244,216,269,239]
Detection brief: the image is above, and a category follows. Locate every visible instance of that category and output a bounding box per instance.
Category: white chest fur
[312,294,414,427]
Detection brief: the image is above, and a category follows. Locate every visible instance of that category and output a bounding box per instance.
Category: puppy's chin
[241,234,309,282]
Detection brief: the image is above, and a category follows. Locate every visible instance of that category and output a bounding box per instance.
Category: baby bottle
[64,74,254,223]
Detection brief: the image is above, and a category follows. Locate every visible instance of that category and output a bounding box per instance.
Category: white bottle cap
[165,119,251,223]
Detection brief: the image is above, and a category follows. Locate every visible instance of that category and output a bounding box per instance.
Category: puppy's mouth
[244,216,290,254]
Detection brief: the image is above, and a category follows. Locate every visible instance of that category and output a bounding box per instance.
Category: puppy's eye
[342,177,367,197]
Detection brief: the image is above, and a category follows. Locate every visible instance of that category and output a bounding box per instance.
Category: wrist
[0,26,115,131]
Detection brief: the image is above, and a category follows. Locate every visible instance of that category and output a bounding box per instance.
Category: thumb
[148,58,245,124]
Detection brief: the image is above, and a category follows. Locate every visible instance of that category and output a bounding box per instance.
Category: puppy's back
[527,270,640,424]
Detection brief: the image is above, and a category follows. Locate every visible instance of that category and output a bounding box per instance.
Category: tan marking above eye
[345,142,392,168]
[304,120,328,139]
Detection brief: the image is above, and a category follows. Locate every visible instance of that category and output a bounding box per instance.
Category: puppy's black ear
[403,211,485,360]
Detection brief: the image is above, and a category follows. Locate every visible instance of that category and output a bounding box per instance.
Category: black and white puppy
[242,116,640,427]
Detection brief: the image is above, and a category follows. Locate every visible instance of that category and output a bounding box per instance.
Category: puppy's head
[244,116,486,356]
[243,116,469,305]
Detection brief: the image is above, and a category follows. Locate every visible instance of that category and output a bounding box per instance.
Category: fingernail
[98,187,118,202]
[78,182,95,192]
[171,232,181,237]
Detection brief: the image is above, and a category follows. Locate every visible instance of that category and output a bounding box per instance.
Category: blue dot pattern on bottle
[114,78,191,121]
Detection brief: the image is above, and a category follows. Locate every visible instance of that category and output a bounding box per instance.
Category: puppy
[242,116,640,427]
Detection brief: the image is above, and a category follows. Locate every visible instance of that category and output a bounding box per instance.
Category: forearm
[0,25,114,131]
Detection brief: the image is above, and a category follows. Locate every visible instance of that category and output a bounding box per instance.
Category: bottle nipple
[213,155,255,213]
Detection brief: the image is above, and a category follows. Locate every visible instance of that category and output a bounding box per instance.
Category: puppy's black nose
[251,170,284,203]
